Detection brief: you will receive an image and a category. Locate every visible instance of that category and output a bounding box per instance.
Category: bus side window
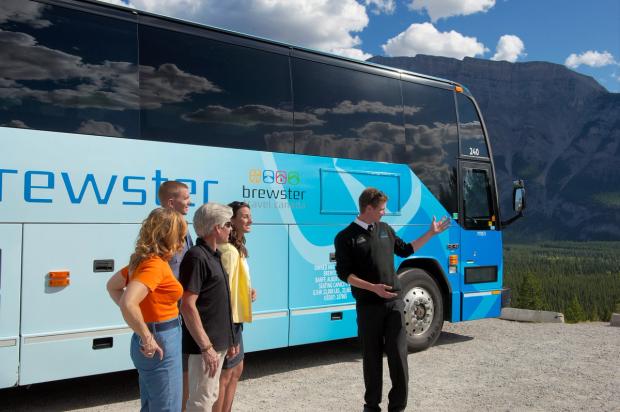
[291,58,405,163]
[138,25,293,153]
[457,94,489,158]
[0,1,139,138]
[402,81,459,215]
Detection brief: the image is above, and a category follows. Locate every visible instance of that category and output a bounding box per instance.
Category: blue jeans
[131,320,182,412]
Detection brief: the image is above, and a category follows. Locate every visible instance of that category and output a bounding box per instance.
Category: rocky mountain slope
[370,55,620,241]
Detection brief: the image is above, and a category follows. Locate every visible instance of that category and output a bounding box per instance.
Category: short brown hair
[359,187,388,212]
[158,181,189,205]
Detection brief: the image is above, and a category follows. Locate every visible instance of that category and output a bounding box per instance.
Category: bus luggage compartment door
[0,224,22,388]
[19,224,138,385]
[288,225,357,346]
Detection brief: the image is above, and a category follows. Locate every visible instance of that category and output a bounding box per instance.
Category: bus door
[0,224,22,388]
[288,225,357,346]
[459,161,503,321]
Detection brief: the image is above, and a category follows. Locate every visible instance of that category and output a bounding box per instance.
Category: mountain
[369,55,620,241]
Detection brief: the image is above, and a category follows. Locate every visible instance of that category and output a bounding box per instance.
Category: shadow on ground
[242,338,361,380]
[0,369,139,412]
[434,331,474,347]
[0,331,473,410]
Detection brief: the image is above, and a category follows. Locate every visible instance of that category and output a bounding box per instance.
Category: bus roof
[82,0,461,90]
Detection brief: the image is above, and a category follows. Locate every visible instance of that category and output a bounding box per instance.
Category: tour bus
[0,0,525,388]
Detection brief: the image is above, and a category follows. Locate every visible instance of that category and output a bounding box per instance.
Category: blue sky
[105,0,620,92]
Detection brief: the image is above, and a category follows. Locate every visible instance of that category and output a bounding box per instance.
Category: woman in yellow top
[107,207,187,412]
[213,201,256,412]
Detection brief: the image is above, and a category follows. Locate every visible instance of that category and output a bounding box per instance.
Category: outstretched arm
[410,216,450,252]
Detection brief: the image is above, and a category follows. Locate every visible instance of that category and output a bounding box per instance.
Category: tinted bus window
[402,82,458,213]
[0,1,139,138]
[457,93,488,158]
[292,58,405,162]
[139,25,293,152]
[463,167,494,229]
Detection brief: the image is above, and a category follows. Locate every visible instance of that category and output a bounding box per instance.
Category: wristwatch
[200,343,213,353]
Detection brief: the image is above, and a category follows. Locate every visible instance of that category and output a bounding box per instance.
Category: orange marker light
[48,271,70,287]
[455,85,463,93]
[449,255,458,266]
[49,278,70,287]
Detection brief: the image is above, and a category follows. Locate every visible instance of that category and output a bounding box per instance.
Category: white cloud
[100,0,134,6]
[285,129,403,162]
[76,120,125,137]
[2,119,30,128]
[139,63,221,110]
[107,0,372,60]
[0,29,222,111]
[330,47,373,61]
[315,100,405,116]
[354,121,404,143]
[491,34,525,62]
[0,0,51,28]
[0,29,139,110]
[565,50,617,69]
[382,23,487,60]
[181,104,323,127]
[407,0,495,22]
[365,0,396,15]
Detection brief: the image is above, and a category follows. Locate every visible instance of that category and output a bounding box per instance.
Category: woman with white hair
[179,203,239,412]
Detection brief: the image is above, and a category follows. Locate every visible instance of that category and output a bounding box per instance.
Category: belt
[146,317,180,333]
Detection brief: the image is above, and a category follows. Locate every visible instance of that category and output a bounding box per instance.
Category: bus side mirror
[513,180,525,213]
[502,180,525,228]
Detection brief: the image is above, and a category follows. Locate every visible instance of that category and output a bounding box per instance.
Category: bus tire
[398,268,444,352]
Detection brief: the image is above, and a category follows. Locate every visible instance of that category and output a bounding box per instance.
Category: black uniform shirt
[179,238,235,353]
[334,221,414,305]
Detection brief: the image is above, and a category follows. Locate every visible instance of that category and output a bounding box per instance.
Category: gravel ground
[2,318,618,411]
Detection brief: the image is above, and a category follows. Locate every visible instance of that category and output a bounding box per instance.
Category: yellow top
[218,242,253,323]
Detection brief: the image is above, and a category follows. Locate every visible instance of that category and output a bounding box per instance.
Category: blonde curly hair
[128,208,187,272]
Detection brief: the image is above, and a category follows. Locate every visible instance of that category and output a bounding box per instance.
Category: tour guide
[334,187,449,412]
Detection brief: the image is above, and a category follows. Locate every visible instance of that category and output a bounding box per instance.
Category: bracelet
[200,344,213,353]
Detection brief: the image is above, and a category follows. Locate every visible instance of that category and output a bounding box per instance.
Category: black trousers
[356,299,409,412]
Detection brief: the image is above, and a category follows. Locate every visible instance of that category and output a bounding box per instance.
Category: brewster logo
[242,169,306,208]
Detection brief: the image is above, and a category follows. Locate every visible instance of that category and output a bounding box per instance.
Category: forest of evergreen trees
[503,241,620,323]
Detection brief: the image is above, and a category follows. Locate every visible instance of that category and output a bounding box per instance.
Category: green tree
[564,296,586,323]
[514,272,543,310]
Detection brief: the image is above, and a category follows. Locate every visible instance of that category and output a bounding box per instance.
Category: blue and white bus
[0,0,525,388]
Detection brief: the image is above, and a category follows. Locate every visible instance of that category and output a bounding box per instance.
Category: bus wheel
[399,268,444,352]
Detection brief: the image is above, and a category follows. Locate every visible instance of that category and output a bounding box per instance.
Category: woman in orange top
[107,207,187,412]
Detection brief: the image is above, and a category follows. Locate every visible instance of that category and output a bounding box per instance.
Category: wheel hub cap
[403,286,434,336]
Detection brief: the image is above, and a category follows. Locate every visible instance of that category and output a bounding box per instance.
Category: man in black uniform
[334,187,449,412]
